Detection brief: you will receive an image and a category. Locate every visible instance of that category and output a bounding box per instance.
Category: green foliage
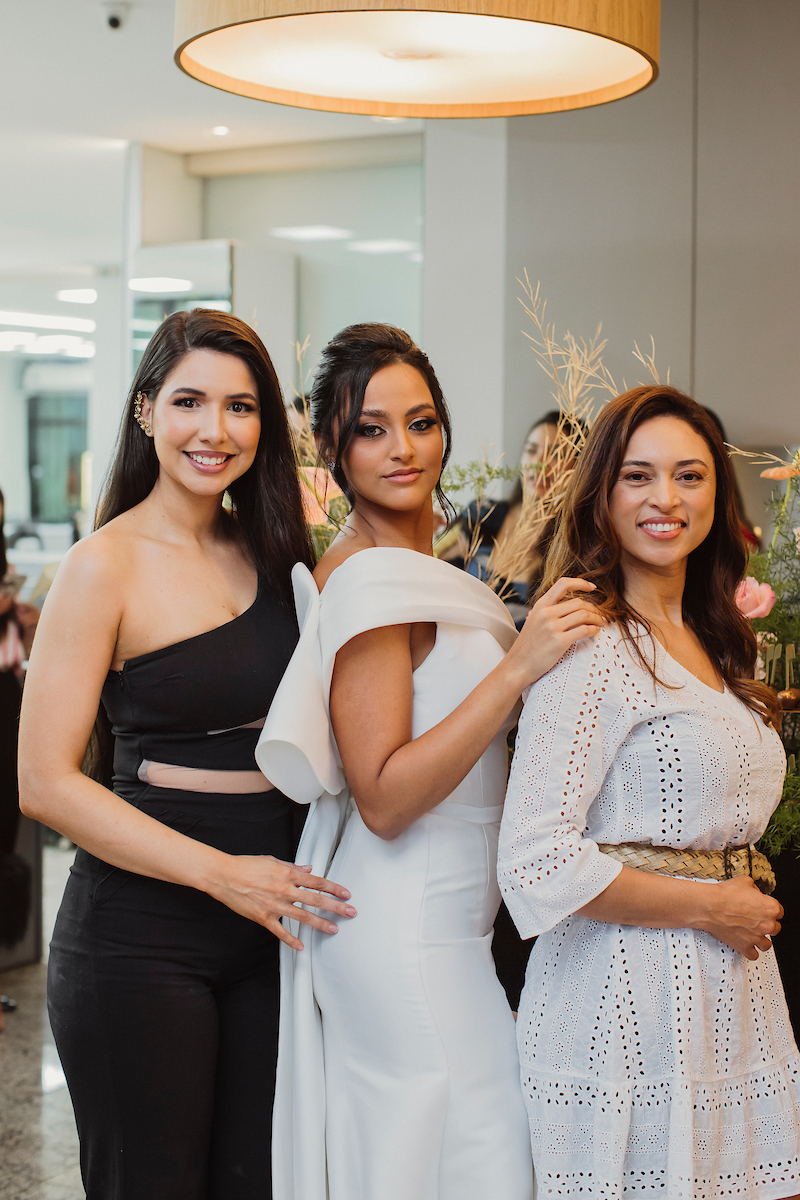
[757,762,800,858]
[748,476,800,853]
[747,480,800,670]
[309,494,350,562]
[440,460,517,505]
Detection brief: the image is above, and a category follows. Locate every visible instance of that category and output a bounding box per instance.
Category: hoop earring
[133,391,151,436]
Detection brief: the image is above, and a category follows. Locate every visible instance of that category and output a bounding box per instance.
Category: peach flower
[760,465,800,480]
[735,576,777,619]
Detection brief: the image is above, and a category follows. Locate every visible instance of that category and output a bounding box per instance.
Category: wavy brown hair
[542,385,779,727]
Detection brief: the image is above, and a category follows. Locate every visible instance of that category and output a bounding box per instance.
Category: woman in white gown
[499,386,800,1199]
[256,323,606,1200]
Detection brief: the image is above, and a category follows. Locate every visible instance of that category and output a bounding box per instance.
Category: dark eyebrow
[620,457,708,469]
[359,403,437,419]
[169,387,258,401]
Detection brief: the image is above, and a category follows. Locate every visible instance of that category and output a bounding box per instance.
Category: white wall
[422,119,509,472]
[503,0,696,456]
[141,146,203,247]
[423,0,800,480]
[202,162,423,396]
[694,0,800,446]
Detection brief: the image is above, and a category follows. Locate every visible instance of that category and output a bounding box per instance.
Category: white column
[86,143,137,518]
[422,118,510,475]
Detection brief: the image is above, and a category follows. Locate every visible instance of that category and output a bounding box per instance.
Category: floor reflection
[0,844,83,1200]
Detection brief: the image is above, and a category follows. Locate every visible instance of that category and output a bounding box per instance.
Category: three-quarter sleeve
[498,628,641,937]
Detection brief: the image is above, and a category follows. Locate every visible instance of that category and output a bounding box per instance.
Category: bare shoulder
[45,517,140,616]
[313,530,374,592]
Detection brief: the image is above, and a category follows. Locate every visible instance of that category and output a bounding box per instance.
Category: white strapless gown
[256,547,534,1200]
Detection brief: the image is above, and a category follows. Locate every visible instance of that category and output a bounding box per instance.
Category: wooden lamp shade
[175,0,660,119]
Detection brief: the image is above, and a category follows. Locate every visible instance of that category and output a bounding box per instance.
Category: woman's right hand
[509,577,606,686]
[209,855,357,951]
[698,875,783,959]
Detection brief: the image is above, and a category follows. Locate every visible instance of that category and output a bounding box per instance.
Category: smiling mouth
[639,521,685,533]
[185,451,233,468]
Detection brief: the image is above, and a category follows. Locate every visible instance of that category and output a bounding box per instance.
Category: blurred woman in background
[0,487,39,1028]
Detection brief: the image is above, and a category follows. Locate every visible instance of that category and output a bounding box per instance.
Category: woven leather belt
[597,841,776,895]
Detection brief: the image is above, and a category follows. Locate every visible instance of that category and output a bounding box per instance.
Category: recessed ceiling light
[57,288,98,305]
[270,225,353,241]
[128,277,193,293]
[0,331,95,358]
[212,125,230,135]
[0,310,96,333]
[348,239,418,254]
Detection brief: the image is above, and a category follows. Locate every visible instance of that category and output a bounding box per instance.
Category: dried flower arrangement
[481,273,661,595]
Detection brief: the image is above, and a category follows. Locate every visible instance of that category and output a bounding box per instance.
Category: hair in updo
[310,323,455,519]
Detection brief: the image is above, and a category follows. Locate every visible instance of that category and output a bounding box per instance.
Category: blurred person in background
[0,486,39,1030]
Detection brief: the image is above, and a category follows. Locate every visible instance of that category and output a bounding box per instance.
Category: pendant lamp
[175,0,660,119]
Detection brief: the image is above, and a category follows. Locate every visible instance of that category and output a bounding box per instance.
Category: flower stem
[767,481,793,572]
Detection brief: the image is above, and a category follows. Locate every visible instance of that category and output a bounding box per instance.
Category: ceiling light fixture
[174,0,659,118]
[270,225,354,241]
[348,239,418,254]
[0,310,96,333]
[57,289,98,305]
[212,125,230,135]
[128,277,194,293]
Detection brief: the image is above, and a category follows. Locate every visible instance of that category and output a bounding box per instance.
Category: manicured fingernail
[345,906,357,917]
[328,923,338,934]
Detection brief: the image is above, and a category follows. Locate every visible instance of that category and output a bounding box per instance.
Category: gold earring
[133,391,151,436]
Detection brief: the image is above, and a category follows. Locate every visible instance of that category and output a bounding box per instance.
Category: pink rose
[735,576,776,619]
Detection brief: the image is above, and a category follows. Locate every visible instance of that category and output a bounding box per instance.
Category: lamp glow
[270,225,354,241]
[128,277,194,293]
[57,289,98,304]
[175,1,659,119]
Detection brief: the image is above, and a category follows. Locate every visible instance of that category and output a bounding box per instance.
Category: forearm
[20,769,227,895]
[353,656,525,838]
[576,864,712,930]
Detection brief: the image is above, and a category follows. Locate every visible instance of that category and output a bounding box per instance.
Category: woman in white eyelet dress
[499,387,800,1200]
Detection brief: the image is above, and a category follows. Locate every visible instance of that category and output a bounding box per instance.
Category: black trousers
[48,789,295,1200]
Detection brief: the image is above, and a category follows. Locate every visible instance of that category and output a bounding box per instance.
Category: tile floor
[0,845,83,1200]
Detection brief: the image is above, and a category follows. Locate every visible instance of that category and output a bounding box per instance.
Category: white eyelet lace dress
[256,547,534,1200]
[498,624,800,1200]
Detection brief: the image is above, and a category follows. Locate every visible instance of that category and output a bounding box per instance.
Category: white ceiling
[1,0,412,151]
[0,0,420,274]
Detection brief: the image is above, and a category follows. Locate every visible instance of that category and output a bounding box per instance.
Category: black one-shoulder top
[100,583,298,804]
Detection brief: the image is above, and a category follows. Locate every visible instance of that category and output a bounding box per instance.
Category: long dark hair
[97,309,313,604]
[84,310,314,786]
[542,385,779,726]
[310,323,455,519]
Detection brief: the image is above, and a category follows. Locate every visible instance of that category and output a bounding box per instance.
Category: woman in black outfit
[18,310,355,1199]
